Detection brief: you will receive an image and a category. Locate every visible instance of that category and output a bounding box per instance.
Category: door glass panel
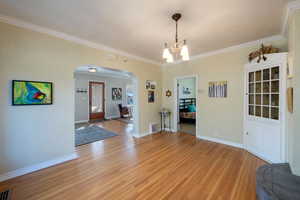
[249,72,255,82]
[263,69,270,81]
[249,94,254,105]
[255,94,261,105]
[255,106,261,117]
[256,82,262,93]
[249,106,254,116]
[271,107,279,120]
[247,66,280,120]
[255,71,262,81]
[262,107,270,118]
[91,84,103,113]
[249,83,255,93]
[271,67,280,80]
[271,94,279,106]
[263,82,270,93]
[271,81,279,93]
[263,94,270,105]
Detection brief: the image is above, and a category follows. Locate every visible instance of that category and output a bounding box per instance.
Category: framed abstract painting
[12,80,53,105]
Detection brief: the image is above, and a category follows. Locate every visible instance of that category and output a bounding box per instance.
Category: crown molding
[282,0,300,36]
[162,35,285,67]
[0,14,161,66]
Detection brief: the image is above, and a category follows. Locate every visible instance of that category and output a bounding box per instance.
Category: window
[248,66,279,120]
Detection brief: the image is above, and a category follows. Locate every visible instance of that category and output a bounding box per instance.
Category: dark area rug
[75,125,118,146]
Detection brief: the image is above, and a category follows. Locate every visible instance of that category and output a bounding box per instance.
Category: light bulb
[163,48,171,59]
[180,45,189,61]
[166,54,174,63]
[88,67,97,73]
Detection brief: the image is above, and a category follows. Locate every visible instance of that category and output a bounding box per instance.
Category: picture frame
[208,81,228,98]
[112,88,122,101]
[146,80,156,90]
[148,90,155,103]
[12,80,53,106]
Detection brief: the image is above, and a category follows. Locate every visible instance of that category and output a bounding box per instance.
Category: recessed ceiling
[0,0,294,63]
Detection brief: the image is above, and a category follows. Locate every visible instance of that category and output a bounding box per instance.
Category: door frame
[89,81,105,120]
[173,75,199,136]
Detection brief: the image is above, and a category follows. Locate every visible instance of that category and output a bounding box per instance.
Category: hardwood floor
[0,120,265,200]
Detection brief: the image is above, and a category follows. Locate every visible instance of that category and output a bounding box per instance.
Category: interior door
[245,65,282,163]
[89,82,105,120]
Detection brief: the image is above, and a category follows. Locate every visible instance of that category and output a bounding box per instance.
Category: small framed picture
[112,88,122,101]
[146,80,156,90]
[148,91,154,103]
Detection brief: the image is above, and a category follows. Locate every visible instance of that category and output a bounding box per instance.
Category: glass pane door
[89,82,105,120]
[247,66,280,120]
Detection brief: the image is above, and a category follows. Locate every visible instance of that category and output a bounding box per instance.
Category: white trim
[132,132,151,138]
[75,120,89,124]
[105,115,120,120]
[197,136,244,149]
[0,153,78,182]
[163,128,176,132]
[163,35,285,67]
[173,75,198,136]
[0,14,160,66]
[282,0,300,36]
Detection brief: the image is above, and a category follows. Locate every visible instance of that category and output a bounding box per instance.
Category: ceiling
[0,0,294,63]
[75,66,134,79]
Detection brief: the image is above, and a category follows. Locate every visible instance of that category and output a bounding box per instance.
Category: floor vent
[0,190,11,200]
[149,123,160,133]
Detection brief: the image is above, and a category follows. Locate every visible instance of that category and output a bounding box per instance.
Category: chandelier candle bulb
[166,54,174,63]
[163,46,171,59]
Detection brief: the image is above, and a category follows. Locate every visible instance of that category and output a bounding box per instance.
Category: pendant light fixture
[162,13,190,63]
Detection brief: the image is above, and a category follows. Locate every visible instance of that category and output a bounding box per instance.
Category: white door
[244,56,286,163]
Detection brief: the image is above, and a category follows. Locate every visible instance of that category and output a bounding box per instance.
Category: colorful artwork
[12,80,53,105]
[112,88,122,101]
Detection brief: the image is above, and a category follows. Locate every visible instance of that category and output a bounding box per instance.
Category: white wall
[162,39,287,145]
[74,73,133,122]
[288,10,300,175]
[0,22,162,176]
[178,78,196,99]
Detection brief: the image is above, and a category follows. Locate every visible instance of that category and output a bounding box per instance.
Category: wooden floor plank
[0,120,265,200]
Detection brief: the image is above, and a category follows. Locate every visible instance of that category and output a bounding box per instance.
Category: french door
[89,82,105,120]
[244,53,287,163]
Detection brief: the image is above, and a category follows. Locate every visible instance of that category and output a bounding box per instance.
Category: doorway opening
[74,65,139,146]
[174,75,197,136]
[89,81,105,121]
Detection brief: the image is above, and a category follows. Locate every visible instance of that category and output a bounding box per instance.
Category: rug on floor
[75,125,118,146]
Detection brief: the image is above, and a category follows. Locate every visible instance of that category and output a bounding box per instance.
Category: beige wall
[288,10,300,175]
[162,40,287,145]
[0,22,162,174]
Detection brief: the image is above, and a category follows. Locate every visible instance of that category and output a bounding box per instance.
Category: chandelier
[163,13,190,63]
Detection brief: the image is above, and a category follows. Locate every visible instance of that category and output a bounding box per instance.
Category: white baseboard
[75,120,89,124]
[0,153,78,182]
[133,132,151,138]
[105,115,120,120]
[163,128,176,132]
[197,136,243,149]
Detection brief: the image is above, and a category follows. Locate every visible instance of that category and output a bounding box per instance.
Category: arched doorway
[73,65,139,146]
